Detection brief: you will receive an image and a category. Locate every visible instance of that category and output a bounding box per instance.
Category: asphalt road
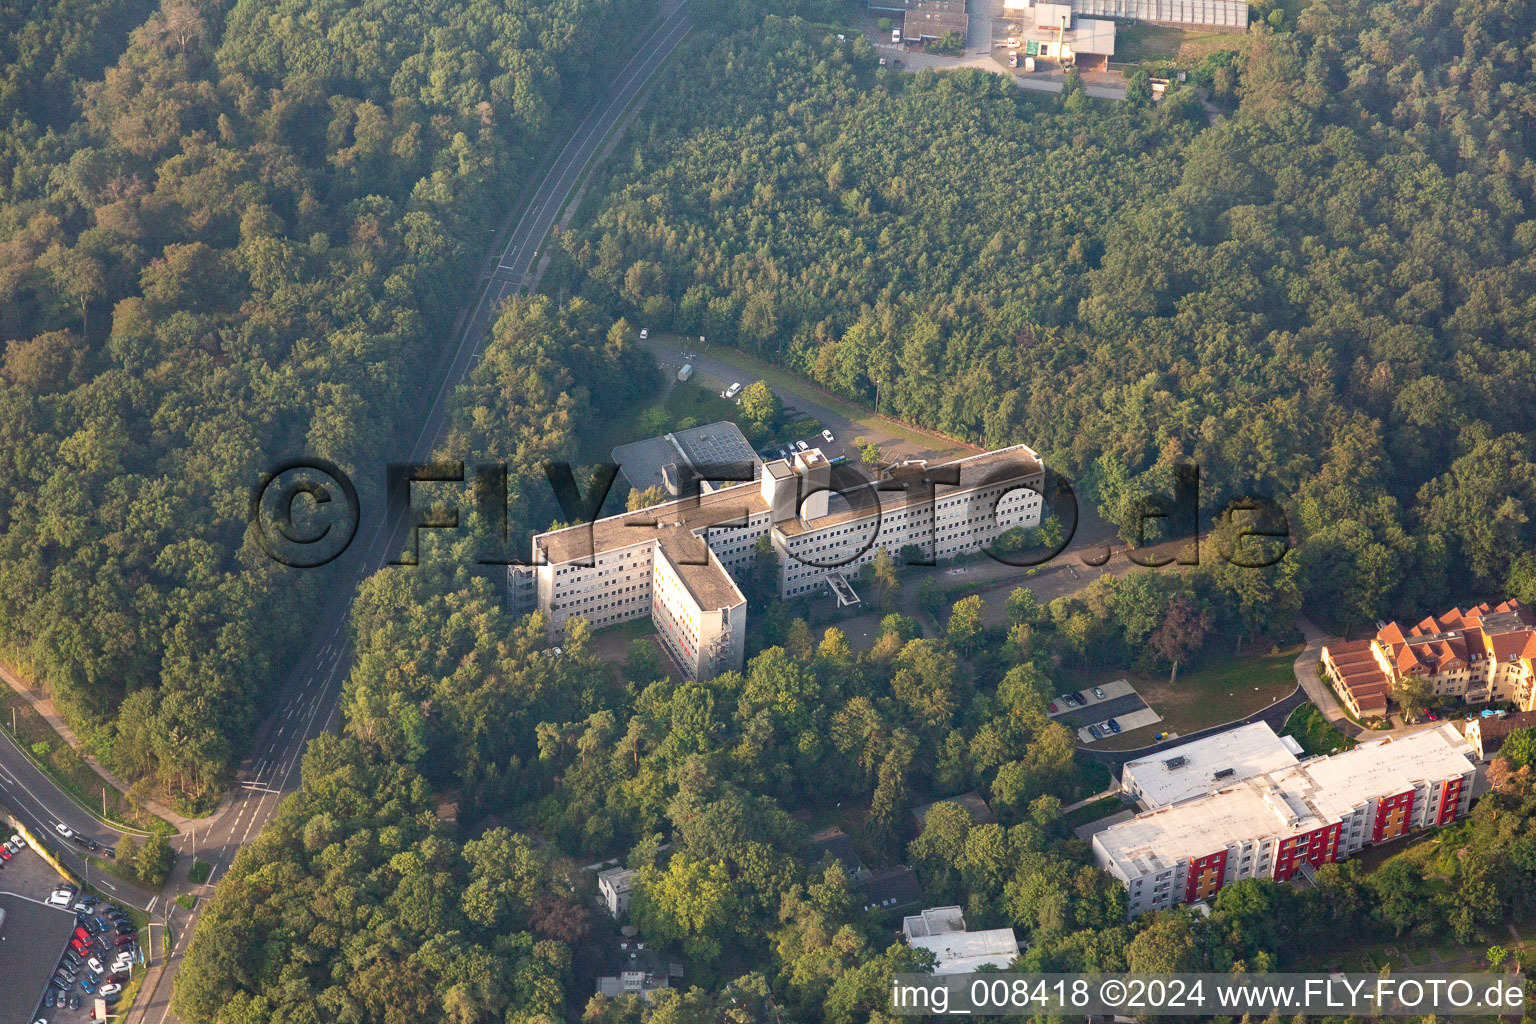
[118,8,695,1023]
[0,729,155,910]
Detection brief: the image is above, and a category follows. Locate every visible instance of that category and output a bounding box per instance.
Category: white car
[639,328,649,340]
[10,833,24,848]
[98,984,121,997]
[87,957,103,974]
[54,823,74,840]
[724,382,742,399]
[45,890,72,907]
[112,954,133,970]
[795,440,809,452]
[821,429,835,443]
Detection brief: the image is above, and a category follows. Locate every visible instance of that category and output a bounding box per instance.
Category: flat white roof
[1278,723,1475,821]
[1096,723,1475,880]
[1122,722,1299,808]
[1095,779,1323,879]
[908,929,1019,975]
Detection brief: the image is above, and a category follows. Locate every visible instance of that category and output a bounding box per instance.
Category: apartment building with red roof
[1321,599,1536,718]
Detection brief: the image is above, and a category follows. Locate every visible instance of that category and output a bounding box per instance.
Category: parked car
[87,957,104,974]
[795,440,808,452]
[1092,686,1106,699]
[73,927,90,942]
[114,935,136,948]
[1077,691,1092,704]
[1047,701,1058,713]
[0,846,10,859]
[638,328,649,340]
[1107,718,1122,734]
[79,975,96,994]
[1088,724,1104,739]
[821,429,835,443]
[98,984,122,997]
[10,833,25,848]
[69,993,81,1011]
[44,989,55,1008]
[725,382,743,399]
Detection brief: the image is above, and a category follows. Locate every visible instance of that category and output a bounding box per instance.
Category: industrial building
[526,444,1045,679]
[0,891,78,1024]
[1094,723,1477,916]
[1321,599,1536,718]
[1064,0,1247,28]
[1002,0,1117,69]
[1120,722,1304,809]
[609,420,761,496]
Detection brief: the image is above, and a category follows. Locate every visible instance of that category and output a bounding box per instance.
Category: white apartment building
[527,444,1046,679]
[1094,723,1476,916]
[902,906,1020,974]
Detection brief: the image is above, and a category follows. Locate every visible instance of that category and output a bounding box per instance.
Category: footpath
[0,661,205,832]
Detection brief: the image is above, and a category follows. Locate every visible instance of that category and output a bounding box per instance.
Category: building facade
[527,444,1045,679]
[1094,724,1476,917]
[1321,600,1536,718]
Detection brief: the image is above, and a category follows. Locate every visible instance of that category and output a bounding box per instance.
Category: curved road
[0,728,156,909]
[71,6,693,1022]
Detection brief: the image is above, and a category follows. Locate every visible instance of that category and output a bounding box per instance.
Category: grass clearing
[1114,24,1247,65]
[188,859,212,884]
[1281,703,1356,755]
[581,378,746,466]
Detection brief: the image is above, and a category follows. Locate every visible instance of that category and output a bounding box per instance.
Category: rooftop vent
[1163,756,1188,770]
[1213,767,1236,780]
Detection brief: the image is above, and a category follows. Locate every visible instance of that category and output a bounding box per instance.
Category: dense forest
[552,1,1536,633]
[0,0,651,807]
[173,304,1531,1024]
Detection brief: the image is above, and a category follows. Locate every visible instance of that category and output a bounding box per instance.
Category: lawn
[1062,795,1123,831]
[581,378,747,466]
[1068,643,1302,750]
[1113,23,1246,65]
[1281,703,1356,756]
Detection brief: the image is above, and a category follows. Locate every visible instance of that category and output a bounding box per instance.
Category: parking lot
[0,830,143,1023]
[1047,679,1164,744]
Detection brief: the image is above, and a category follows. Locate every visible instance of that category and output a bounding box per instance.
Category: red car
[1047,701,1058,713]
[0,847,10,860]
[73,927,90,941]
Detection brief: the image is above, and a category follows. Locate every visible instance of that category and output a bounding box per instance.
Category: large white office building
[525,444,1046,679]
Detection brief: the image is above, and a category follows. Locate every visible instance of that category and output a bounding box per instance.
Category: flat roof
[536,480,760,609]
[1095,781,1323,878]
[776,444,1043,537]
[611,421,761,494]
[1283,723,1475,821]
[1071,17,1115,54]
[908,929,1019,974]
[1123,722,1299,808]
[537,444,1044,608]
[1096,724,1476,878]
[0,892,77,1024]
